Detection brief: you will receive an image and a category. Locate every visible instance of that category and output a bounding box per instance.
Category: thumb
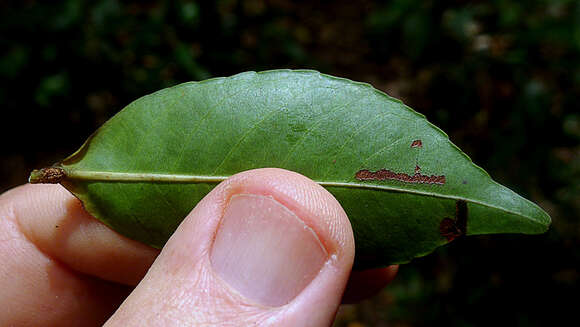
[106,168,355,326]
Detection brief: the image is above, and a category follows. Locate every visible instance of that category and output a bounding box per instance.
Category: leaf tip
[538,210,552,232]
[29,167,66,184]
[524,201,552,233]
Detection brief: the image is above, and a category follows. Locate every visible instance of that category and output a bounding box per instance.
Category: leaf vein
[360,137,406,168]
[323,110,409,179]
[211,105,284,174]
[279,94,365,167]
[171,85,248,171]
[62,170,544,226]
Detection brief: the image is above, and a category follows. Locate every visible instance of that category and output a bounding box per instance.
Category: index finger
[1,184,159,285]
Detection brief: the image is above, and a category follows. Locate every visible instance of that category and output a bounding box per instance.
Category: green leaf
[29,70,550,268]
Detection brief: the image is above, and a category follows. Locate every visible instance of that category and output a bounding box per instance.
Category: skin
[0,168,397,326]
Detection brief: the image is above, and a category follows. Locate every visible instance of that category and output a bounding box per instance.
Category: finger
[342,265,399,304]
[106,168,356,326]
[0,185,139,326]
[5,184,159,285]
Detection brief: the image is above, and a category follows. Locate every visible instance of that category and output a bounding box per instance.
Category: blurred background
[1,0,578,325]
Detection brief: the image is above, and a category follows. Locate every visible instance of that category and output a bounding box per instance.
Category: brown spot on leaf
[439,218,461,241]
[29,167,66,184]
[440,200,468,241]
[411,139,423,148]
[355,168,446,185]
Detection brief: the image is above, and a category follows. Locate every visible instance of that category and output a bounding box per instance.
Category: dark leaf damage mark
[29,167,66,184]
[355,168,446,185]
[440,200,468,241]
[410,139,423,148]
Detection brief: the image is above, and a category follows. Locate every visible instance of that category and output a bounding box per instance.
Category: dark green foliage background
[1,1,578,326]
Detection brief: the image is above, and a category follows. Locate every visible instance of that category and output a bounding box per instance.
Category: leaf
[29,70,551,268]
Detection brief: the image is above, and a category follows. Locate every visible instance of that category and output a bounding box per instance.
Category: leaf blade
[30,70,551,267]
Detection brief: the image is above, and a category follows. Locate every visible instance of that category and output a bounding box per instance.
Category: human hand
[0,168,397,326]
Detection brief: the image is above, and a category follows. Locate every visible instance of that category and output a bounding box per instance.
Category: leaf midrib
[63,169,545,226]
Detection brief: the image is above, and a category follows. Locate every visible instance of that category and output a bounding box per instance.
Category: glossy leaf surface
[30,70,550,268]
